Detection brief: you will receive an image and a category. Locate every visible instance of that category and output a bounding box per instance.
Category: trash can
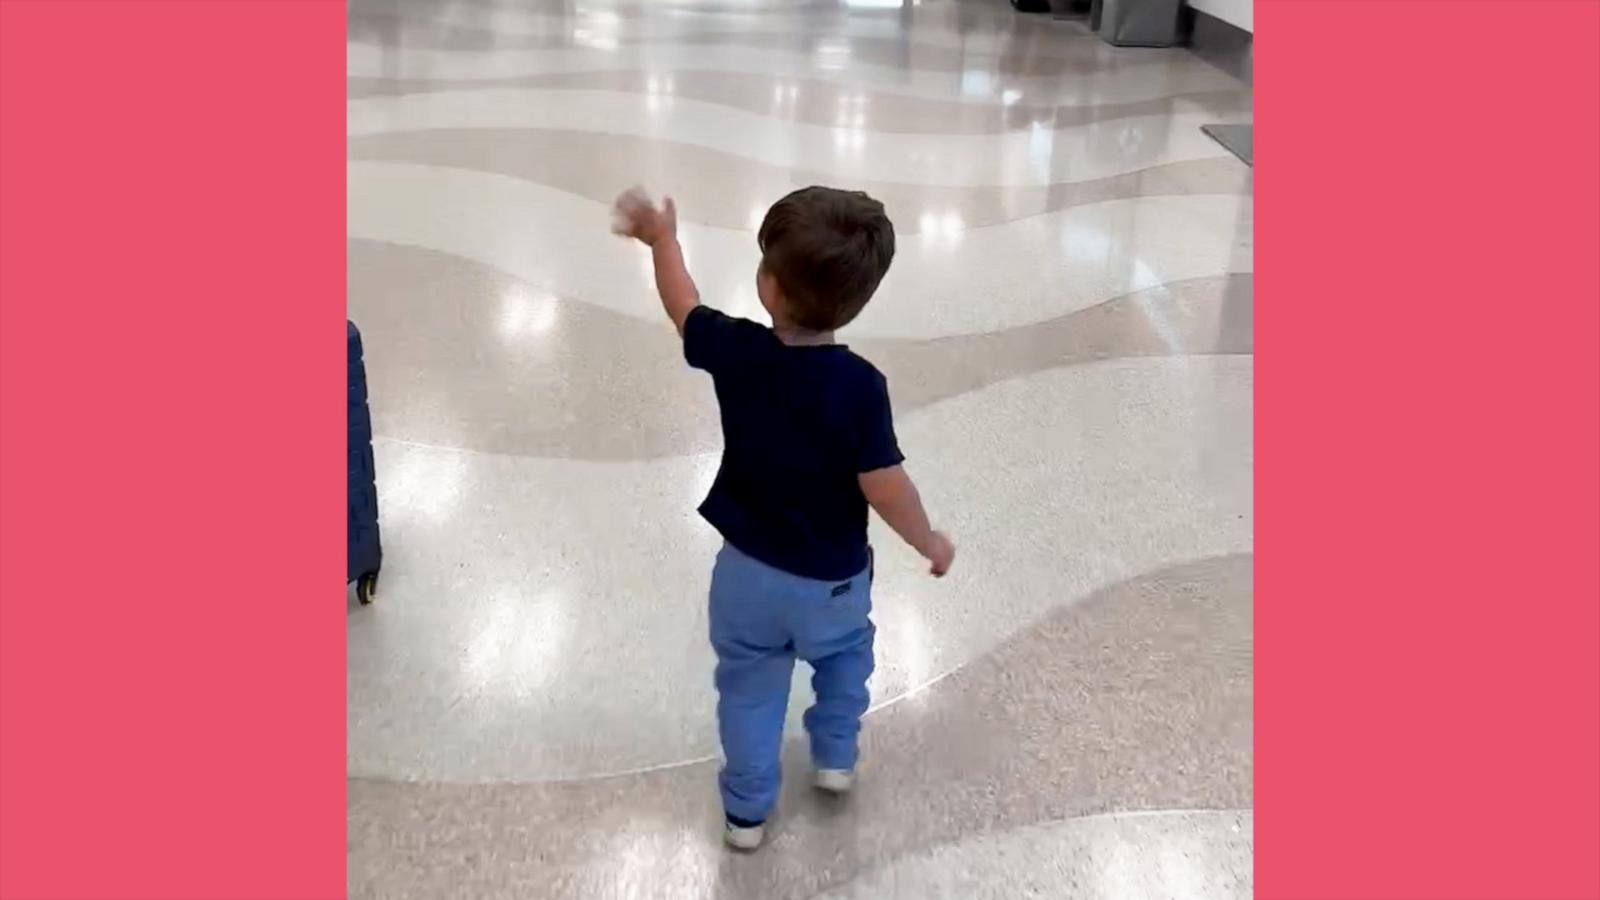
[1090,0,1189,47]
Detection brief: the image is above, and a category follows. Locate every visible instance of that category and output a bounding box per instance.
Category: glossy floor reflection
[346,0,1253,896]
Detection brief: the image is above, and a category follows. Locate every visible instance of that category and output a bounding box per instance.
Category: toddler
[613,185,954,851]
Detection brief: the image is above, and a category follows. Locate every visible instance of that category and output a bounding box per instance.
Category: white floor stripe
[346,42,1244,106]
[353,2,1151,60]
[818,809,1253,899]
[347,88,1242,188]
[347,356,1254,781]
[347,161,1251,339]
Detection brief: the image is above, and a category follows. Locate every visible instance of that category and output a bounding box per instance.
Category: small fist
[925,531,955,578]
[612,187,677,247]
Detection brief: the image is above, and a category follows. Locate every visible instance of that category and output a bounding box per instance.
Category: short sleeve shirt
[683,306,902,581]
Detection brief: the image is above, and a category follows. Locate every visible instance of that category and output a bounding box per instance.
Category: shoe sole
[813,772,854,794]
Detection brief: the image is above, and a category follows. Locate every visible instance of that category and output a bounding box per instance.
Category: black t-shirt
[684,306,903,581]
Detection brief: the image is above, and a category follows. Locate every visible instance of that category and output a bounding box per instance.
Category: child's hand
[925,531,955,577]
[612,187,677,247]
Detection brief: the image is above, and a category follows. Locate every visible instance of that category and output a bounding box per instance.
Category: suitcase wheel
[356,571,379,606]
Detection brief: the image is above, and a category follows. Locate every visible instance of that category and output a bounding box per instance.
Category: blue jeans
[709,542,875,824]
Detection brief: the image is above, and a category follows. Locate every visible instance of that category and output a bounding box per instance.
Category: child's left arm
[612,187,700,334]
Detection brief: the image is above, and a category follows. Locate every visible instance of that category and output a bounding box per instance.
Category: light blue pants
[709,542,875,824]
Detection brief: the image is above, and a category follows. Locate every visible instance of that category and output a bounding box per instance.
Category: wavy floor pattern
[349,89,1245,187]
[817,810,1253,899]
[350,239,1251,459]
[348,129,1251,232]
[347,41,1243,107]
[349,68,1252,138]
[347,0,1252,895]
[348,162,1252,339]
[349,2,1189,63]
[349,355,1252,779]
[349,554,1253,898]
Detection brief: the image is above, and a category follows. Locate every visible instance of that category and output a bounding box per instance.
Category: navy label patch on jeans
[831,581,851,597]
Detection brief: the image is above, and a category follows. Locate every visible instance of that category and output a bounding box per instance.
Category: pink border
[1255,1,1599,896]
[1,1,345,897]
[2,0,1597,897]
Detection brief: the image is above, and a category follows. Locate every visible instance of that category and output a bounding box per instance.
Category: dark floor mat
[1202,124,1253,166]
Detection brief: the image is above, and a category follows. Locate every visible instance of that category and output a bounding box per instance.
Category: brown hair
[757,186,895,331]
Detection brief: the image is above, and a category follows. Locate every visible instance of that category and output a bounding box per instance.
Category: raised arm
[859,465,954,577]
[612,187,700,334]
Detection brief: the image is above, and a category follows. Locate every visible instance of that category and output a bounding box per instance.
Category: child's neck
[772,322,835,346]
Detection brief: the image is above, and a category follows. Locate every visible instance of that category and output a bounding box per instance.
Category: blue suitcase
[348,320,382,605]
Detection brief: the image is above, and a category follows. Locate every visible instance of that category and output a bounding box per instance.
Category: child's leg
[709,545,795,825]
[794,562,875,772]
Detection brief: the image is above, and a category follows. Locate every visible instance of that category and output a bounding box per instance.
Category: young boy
[613,185,955,851]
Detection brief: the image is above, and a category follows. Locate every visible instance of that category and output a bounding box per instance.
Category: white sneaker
[724,820,765,851]
[813,768,855,794]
